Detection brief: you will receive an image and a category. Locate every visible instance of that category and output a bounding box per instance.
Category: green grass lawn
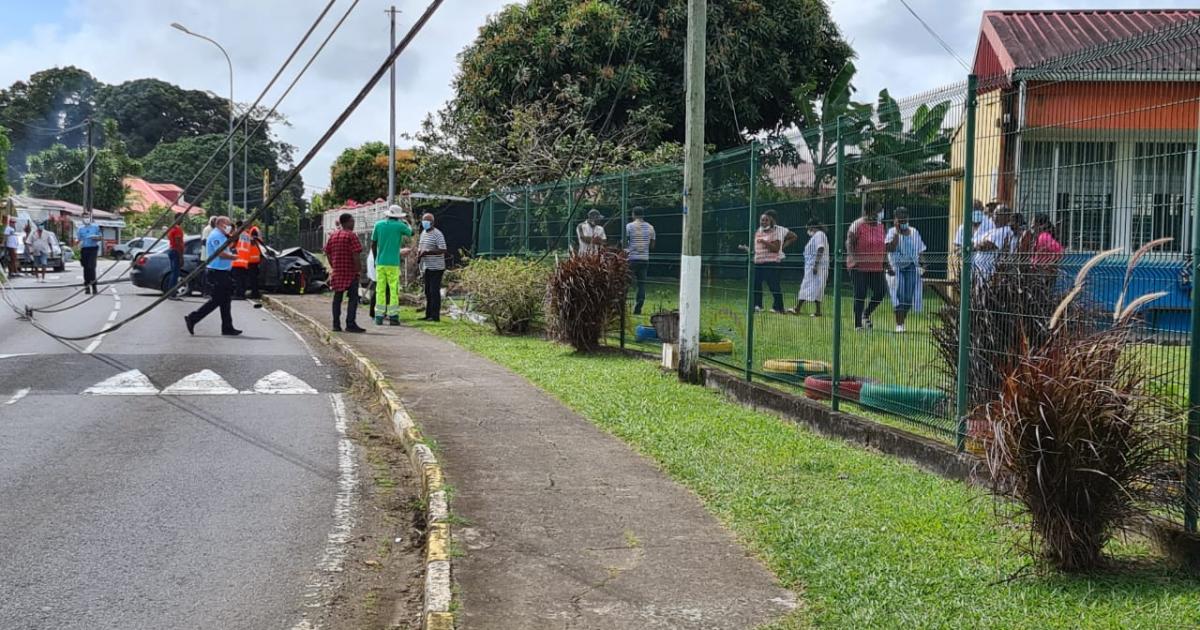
[400,310,1200,629]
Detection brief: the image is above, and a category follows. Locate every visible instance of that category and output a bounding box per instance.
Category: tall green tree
[23,120,143,211]
[0,126,10,196]
[856,89,952,184]
[0,67,99,187]
[95,79,232,158]
[783,61,874,195]
[445,0,853,156]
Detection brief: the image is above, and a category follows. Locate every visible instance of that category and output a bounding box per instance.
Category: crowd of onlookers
[559,198,1065,334]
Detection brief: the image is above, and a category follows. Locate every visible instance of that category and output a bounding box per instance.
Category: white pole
[677,0,706,382]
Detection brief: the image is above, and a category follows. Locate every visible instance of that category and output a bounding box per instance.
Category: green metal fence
[473,18,1200,531]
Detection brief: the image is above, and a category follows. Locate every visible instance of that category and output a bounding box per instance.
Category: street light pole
[171,22,234,216]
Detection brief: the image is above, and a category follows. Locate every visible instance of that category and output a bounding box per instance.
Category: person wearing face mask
[846,202,888,331]
[792,217,828,317]
[884,207,926,333]
[184,216,242,336]
[417,212,447,322]
[576,209,607,256]
[77,214,102,292]
[739,210,797,313]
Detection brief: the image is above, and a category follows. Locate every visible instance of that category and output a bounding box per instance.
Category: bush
[546,251,630,352]
[458,257,549,334]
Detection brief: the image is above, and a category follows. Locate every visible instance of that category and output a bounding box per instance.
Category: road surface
[0,261,354,630]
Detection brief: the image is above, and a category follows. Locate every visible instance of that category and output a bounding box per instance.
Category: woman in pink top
[846,204,889,330]
[1030,213,1064,266]
[739,210,797,313]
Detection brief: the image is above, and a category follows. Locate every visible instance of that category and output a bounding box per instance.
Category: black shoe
[345,325,367,333]
[388,317,400,326]
[221,328,243,336]
[91,284,98,294]
[84,285,92,295]
[332,324,343,332]
[184,315,195,335]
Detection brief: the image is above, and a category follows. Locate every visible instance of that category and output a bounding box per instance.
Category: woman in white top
[792,217,828,316]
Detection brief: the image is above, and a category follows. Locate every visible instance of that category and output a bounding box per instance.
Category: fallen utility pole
[677,0,706,383]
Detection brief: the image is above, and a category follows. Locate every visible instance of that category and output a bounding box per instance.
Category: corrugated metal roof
[977,9,1200,76]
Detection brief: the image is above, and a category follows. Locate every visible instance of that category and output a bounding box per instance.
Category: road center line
[4,388,29,405]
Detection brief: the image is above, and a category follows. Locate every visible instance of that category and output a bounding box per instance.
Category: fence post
[831,118,845,412]
[471,198,479,257]
[621,173,629,350]
[1186,120,1200,532]
[523,186,531,253]
[955,75,979,453]
[744,141,759,381]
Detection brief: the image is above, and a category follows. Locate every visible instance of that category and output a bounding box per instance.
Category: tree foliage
[0,126,10,196]
[0,67,99,185]
[23,120,142,211]
[94,79,231,158]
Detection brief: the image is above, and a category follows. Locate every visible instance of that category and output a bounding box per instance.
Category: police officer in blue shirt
[77,214,103,294]
[184,216,242,336]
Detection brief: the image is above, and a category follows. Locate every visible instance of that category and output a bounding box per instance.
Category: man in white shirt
[973,206,1015,282]
[576,209,606,255]
[4,217,19,277]
[25,224,54,281]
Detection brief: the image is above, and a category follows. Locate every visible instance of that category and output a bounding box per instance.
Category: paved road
[0,262,352,630]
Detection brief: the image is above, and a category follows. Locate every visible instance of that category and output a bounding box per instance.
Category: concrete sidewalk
[277,295,796,629]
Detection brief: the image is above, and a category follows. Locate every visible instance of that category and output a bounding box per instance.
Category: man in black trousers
[184,216,242,336]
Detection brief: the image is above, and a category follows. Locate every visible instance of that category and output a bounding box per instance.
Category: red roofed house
[123,177,206,215]
[949,9,1200,253]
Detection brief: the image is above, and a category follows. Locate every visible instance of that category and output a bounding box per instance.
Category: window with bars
[1019,141,1116,251]
[1132,142,1192,252]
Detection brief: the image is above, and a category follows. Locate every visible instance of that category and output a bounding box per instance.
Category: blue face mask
[421,220,432,230]
[900,221,909,228]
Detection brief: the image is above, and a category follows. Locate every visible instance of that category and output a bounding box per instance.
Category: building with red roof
[122,177,206,215]
[949,9,1200,253]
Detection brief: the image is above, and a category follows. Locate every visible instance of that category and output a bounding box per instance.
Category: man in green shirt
[371,204,414,325]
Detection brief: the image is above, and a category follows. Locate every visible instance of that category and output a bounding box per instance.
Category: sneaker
[221,328,243,336]
[895,324,906,333]
[863,318,873,330]
[345,325,367,333]
[332,324,343,332]
[374,316,384,326]
[388,317,401,326]
[184,315,195,336]
[754,306,763,313]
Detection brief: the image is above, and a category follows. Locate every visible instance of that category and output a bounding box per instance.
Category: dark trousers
[188,269,234,331]
[81,246,98,285]
[630,260,649,314]
[852,269,886,327]
[332,281,360,328]
[244,263,260,298]
[753,263,785,312]
[424,269,444,321]
[167,250,181,293]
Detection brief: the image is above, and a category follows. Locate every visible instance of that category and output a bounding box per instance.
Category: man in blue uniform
[184,216,242,336]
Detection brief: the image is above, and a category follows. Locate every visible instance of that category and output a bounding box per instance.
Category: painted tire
[635,325,661,343]
[859,383,947,417]
[802,375,869,402]
[762,359,831,377]
[700,340,734,354]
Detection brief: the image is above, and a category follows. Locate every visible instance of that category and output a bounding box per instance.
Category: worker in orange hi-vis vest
[243,224,263,299]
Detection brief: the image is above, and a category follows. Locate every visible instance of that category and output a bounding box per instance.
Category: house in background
[7,194,125,249]
[950,9,1200,253]
[122,177,206,216]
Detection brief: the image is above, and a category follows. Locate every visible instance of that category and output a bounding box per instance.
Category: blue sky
[0,0,70,40]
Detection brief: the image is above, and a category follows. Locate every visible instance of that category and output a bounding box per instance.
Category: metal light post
[171,22,234,215]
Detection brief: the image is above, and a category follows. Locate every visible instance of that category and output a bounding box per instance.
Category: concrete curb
[263,297,454,630]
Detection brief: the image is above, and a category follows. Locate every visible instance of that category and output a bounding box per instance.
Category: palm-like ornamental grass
[545,250,630,353]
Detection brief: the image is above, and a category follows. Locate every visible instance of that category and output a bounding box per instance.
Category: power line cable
[17,0,342,314]
[24,149,100,190]
[20,0,446,341]
[895,0,971,71]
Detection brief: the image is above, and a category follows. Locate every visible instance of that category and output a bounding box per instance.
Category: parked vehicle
[111,237,168,261]
[129,237,328,296]
[0,213,68,272]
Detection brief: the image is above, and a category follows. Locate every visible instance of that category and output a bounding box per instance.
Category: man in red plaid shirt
[324,212,366,333]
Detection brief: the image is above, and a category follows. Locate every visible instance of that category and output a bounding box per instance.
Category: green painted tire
[859,383,947,417]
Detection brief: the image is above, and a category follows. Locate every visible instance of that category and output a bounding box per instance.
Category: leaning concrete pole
[677,0,706,383]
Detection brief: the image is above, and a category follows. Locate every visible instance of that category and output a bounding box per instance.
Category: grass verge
[399,309,1199,628]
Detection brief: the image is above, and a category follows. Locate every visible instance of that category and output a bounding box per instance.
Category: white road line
[107,311,118,322]
[83,370,158,395]
[268,309,322,366]
[162,370,239,395]
[292,393,359,629]
[0,353,34,359]
[82,334,106,355]
[247,370,318,395]
[4,388,29,405]
[85,287,120,355]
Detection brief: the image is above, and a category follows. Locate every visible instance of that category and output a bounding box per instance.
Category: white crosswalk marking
[83,370,159,396]
[249,370,318,395]
[162,370,239,395]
